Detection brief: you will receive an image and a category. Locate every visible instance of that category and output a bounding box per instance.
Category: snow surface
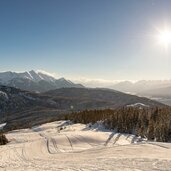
[0,121,171,170]
[127,103,149,107]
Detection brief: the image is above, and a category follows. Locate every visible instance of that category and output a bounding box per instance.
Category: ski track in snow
[0,120,171,171]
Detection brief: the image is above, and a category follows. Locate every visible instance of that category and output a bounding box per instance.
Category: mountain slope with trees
[64,107,171,142]
[0,86,166,132]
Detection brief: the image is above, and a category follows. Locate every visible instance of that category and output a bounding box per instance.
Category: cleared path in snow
[0,121,171,171]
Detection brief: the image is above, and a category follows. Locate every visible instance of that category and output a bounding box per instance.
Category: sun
[157,29,171,47]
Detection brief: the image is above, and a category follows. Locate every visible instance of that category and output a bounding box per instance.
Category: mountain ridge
[0,70,84,92]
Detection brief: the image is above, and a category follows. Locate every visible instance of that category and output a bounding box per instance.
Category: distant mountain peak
[29,70,36,73]
[58,77,65,81]
[58,77,69,82]
[0,70,84,92]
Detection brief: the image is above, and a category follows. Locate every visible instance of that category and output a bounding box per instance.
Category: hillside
[0,86,165,131]
[64,108,171,142]
[44,87,164,110]
[0,85,63,130]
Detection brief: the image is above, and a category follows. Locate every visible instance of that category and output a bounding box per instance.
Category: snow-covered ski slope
[1,121,171,171]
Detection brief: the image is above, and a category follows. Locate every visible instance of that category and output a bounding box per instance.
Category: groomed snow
[0,121,171,170]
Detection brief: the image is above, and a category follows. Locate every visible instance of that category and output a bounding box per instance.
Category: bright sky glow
[157,29,171,48]
[1,0,171,81]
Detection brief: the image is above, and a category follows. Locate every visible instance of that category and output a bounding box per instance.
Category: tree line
[63,107,171,142]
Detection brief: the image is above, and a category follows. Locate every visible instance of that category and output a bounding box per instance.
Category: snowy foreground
[1,121,171,171]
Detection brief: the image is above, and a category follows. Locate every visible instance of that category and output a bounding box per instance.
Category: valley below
[151,97,171,106]
[1,121,171,171]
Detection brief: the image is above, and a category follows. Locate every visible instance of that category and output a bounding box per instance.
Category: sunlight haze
[1,0,171,80]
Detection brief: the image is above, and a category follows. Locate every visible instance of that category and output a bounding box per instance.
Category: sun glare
[157,29,171,47]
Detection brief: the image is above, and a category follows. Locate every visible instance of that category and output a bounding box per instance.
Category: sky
[1,0,171,83]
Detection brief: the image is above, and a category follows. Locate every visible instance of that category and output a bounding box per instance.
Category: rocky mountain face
[0,70,84,92]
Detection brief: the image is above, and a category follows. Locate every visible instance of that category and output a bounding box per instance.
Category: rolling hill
[43,87,164,110]
[0,86,165,131]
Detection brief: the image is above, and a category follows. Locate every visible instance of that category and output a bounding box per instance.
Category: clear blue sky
[1,0,171,80]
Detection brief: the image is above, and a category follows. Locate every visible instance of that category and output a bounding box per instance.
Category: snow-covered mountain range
[0,70,84,92]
